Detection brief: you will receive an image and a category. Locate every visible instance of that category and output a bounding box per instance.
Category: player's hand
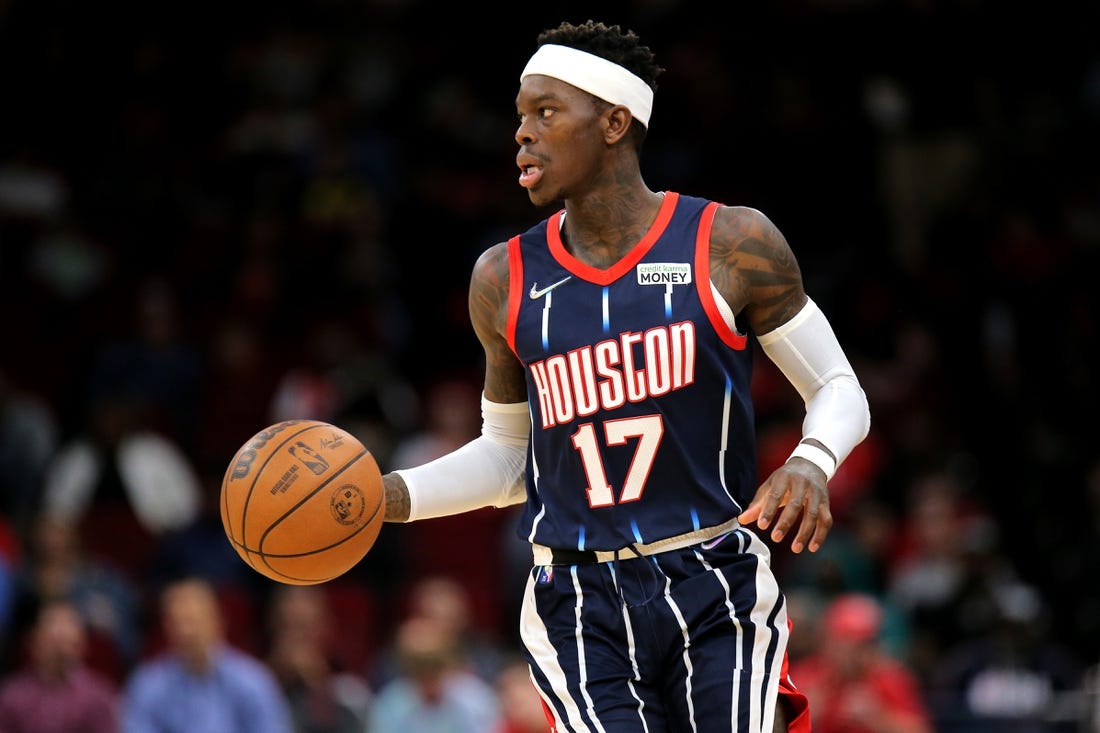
[737,458,832,553]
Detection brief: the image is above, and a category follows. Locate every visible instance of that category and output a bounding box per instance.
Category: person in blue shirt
[121,577,293,733]
[368,615,501,733]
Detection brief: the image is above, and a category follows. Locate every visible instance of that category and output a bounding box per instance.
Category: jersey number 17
[571,414,664,508]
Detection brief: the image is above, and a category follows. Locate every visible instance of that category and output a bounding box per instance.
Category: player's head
[516,20,663,204]
[528,20,661,143]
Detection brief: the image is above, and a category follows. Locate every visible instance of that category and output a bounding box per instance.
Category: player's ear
[604,105,633,144]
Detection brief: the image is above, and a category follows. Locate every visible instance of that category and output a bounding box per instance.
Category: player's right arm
[469,241,529,405]
[382,241,530,523]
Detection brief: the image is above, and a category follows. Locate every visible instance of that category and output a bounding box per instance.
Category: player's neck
[561,184,665,268]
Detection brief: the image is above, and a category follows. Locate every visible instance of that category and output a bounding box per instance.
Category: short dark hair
[535,20,663,147]
[536,20,663,91]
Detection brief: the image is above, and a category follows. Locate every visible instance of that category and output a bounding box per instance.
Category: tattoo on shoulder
[710,206,806,332]
[469,244,511,345]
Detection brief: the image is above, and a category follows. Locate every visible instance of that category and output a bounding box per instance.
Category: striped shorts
[520,526,810,733]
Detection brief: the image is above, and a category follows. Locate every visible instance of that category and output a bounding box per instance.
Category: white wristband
[788,442,837,481]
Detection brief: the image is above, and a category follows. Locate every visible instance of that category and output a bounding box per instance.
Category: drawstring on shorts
[611,545,664,609]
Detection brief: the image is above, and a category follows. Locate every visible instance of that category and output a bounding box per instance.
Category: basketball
[220,419,385,585]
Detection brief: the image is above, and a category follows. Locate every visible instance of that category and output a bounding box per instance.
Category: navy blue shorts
[520,527,810,733]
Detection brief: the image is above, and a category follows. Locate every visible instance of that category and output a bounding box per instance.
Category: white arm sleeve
[757,298,870,479]
[393,395,529,521]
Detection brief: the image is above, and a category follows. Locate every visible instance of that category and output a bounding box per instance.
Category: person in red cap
[788,593,932,733]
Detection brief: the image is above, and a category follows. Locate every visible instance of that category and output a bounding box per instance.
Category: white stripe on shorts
[746,530,787,732]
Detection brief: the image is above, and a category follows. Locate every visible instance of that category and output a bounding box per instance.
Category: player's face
[515,75,609,207]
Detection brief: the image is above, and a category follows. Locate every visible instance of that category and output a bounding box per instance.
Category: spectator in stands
[368,615,500,733]
[4,514,141,682]
[887,470,1007,682]
[407,575,506,683]
[928,582,1084,733]
[120,577,292,733]
[265,584,373,733]
[0,599,119,733]
[789,592,933,733]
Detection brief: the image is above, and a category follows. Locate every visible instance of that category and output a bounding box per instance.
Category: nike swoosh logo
[701,532,732,550]
[529,276,572,300]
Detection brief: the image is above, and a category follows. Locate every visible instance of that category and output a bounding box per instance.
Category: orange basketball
[220,419,385,585]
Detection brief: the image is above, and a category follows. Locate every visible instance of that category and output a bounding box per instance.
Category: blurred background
[1,0,1098,730]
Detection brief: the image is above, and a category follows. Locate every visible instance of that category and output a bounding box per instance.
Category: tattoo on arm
[710,207,807,334]
[470,243,528,405]
[468,247,509,351]
[382,473,411,522]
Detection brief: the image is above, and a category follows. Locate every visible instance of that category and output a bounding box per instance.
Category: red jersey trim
[506,236,524,357]
[547,191,680,286]
[695,202,748,350]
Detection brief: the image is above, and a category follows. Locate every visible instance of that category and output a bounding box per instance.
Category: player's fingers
[767,486,806,543]
[807,500,833,553]
[736,500,761,525]
[789,494,822,554]
[738,480,789,530]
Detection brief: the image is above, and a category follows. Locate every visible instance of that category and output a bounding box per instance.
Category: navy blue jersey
[506,192,757,551]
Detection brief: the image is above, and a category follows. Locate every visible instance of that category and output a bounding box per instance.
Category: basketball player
[381,20,870,733]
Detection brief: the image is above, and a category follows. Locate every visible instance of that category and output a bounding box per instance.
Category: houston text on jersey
[529,321,697,428]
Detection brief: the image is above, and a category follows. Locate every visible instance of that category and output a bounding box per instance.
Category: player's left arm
[709,205,870,553]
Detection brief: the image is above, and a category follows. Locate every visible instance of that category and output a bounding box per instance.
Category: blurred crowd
[1,0,1099,730]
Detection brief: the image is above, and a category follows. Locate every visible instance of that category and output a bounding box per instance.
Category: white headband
[520,44,654,127]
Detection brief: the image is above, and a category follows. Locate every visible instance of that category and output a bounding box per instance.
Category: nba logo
[537,566,554,584]
[289,441,330,475]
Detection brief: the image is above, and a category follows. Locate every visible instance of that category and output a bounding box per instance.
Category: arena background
[1,0,1098,728]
